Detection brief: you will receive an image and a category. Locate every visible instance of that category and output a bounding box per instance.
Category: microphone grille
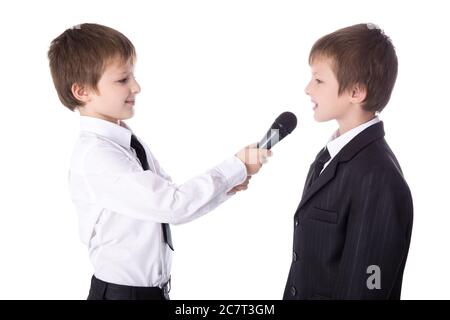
[272,111,297,136]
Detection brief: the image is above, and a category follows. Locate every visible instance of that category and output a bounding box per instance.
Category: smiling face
[76,56,141,124]
[305,56,352,123]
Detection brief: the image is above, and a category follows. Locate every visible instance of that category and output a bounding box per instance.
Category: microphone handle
[257,129,279,150]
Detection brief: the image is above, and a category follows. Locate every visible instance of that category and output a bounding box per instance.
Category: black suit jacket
[283,122,413,300]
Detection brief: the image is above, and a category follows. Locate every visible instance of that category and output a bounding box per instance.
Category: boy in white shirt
[48,23,271,300]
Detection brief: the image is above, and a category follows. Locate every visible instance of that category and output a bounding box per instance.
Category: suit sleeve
[332,168,413,299]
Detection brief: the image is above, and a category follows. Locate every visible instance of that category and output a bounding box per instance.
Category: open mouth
[125,100,135,105]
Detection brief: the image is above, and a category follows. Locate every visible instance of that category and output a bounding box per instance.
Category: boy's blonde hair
[48,23,136,111]
[309,23,398,113]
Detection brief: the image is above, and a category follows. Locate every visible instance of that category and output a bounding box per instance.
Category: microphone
[257,112,297,149]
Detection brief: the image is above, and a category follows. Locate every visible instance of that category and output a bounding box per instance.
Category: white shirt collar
[79,116,133,150]
[326,116,380,159]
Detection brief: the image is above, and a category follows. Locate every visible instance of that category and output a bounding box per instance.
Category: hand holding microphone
[229,112,298,195]
[235,143,273,175]
[236,111,297,173]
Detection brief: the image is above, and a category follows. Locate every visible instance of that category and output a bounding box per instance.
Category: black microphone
[257,112,297,149]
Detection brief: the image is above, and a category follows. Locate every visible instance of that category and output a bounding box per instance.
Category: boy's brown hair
[309,23,398,113]
[48,23,136,111]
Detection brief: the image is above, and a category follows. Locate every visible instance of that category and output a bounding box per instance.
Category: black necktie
[130,134,174,251]
[310,147,331,184]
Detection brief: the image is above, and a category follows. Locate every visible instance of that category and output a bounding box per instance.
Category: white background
[0,0,449,299]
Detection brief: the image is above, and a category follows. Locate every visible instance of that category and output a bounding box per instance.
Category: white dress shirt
[69,116,247,287]
[321,117,380,173]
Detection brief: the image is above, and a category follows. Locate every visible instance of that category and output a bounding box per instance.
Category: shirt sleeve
[147,144,244,210]
[82,143,247,225]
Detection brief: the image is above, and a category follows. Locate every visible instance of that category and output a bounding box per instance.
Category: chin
[314,113,330,122]
[313,109,337,122]
[121,111,134,120]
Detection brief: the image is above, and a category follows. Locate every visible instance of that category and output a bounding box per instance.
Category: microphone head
[271,111,297,140]
[258,111,298,149]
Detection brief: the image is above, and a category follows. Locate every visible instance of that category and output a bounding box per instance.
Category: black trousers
[87,275,170,300]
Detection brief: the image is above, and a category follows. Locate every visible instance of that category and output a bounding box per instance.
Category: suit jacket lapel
[296,121,385,211]
[298,157,339,210]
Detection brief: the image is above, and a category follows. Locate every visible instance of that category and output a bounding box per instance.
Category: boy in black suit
[284,23,413,300]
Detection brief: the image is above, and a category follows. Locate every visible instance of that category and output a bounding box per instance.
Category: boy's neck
[336,111,377,137]
[78,107,121,125]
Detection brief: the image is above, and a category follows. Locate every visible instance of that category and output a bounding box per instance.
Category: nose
[304,81,311,96]
[131,78,141,95]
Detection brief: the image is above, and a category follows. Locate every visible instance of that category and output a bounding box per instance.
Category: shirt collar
[79,116,133,150]
[326,116,380,159]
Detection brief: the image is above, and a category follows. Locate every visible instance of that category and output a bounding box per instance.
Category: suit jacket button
[291,286,297,296]
[294,217,299,227]
[293,251,298,261]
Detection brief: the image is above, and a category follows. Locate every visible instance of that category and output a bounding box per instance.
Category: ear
[349,83,367,104]
[71,83,92,104]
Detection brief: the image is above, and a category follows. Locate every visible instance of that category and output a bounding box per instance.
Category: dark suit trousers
[87,275,169,300]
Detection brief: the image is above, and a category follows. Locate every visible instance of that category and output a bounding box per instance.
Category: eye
[315,79,323,84]
[118,77,129,84]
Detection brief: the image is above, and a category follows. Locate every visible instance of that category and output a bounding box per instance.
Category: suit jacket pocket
[308,207,338,224]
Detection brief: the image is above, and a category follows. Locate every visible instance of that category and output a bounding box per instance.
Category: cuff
[215,156,248,190]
